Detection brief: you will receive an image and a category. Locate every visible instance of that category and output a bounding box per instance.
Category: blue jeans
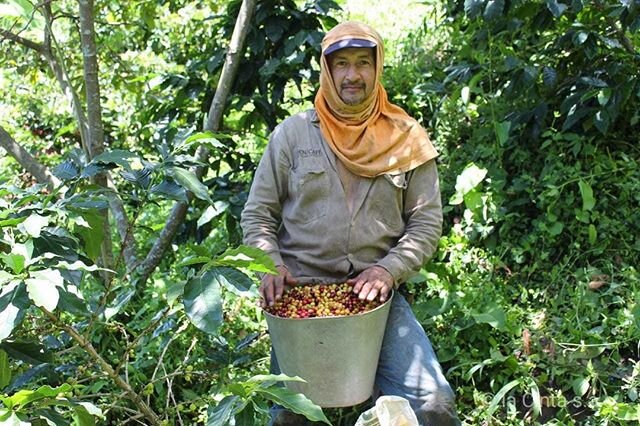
[268,293,460,426]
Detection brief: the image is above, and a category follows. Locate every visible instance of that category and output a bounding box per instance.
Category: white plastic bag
[355,396,419,426]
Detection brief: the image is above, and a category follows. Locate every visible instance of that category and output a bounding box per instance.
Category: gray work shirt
[240,109,443,286]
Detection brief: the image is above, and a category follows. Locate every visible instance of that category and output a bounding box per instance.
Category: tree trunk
[136,0,257,286]
[77,0,114,274]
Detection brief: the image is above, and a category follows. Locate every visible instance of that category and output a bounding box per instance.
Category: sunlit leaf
[207,395,243,426]
[25,269,63,312]
[487,379,521,416]
[472,304,508,331]
[166,166,213,204]
[256,385,331,424]
[212,245,278,274]
[588,224,597,245]
[578,180,595,211]
[0,349,10,388]
[18,214,49,238]
[197,201,229,229]
[572,376,590,396]
[450,163,487,205]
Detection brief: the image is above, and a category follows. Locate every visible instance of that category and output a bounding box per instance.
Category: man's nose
[345,64,360,80]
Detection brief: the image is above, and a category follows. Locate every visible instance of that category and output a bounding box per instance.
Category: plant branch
[135,0,257,286]
[0,126,61,189]
[42,309,160,425]
[0,29,46,53]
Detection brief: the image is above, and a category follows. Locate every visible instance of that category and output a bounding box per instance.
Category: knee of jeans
[414,387,460,426]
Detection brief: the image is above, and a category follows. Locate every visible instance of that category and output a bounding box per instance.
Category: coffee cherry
[265,283,383,318]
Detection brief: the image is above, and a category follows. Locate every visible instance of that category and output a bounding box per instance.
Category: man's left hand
[347,265,394,302]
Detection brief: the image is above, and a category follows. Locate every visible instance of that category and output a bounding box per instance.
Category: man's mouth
[342,85,364,91]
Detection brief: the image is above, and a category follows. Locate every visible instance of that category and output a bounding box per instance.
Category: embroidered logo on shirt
[298,148,322,158]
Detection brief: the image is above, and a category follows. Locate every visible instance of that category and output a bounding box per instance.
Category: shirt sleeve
[240,125,291,267]
[376,159,443,286]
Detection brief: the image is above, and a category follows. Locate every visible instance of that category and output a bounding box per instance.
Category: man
[241,21,460,426]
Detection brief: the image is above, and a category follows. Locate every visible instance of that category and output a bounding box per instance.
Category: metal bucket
[264,291,393,407]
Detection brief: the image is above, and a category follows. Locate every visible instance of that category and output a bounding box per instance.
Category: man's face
[327,47,376,106]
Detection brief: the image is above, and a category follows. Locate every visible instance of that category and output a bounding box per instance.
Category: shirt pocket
[372,173,406,230]
[287,166,329,224]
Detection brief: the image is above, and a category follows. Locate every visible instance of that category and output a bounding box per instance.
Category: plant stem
[43,309,161,425]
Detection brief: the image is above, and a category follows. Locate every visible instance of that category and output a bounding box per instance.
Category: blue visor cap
[324,38,377,55]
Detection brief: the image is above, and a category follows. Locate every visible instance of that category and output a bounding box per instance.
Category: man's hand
[259,265,298,307]
[347,265,394,302]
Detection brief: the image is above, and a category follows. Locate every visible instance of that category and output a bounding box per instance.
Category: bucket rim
[263,289,394,321]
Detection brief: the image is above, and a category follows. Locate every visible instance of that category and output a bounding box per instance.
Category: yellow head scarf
[314,21,437,177]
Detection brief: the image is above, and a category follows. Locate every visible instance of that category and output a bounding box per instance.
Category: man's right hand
[259,265,298,307]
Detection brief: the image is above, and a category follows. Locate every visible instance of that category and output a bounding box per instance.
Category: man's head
[326,47,375,106]
[319,22,384,110]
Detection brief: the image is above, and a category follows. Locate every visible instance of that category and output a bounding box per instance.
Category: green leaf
[484,0,504,21]
[73,211,105,262]
[256,385,331,424]
[18,214,49,238]
[25,269,64,312]
[57,288,89,316]
[73,403,96,426]
[526,378,542,418]
[0,349,10,388]
[594,110,610,134]
[166,166,213,204]
[3,383,72,409]
[487,379,521,416]
[0,283,28,342]
[542,66,557,87]
[547,221,564,236]
[183,270,223,335]
[464,0,484,18]
[179,131,227,152]
[207,395,242,426]
[213,267,255,296]
[545,0,567,17]
[0,341,51,365]
[572,376,590,397]
[90,150,139,169]
[0,411,29,425]
[150,180,188,202]
[588,224,597,245]
[0,254,25,274]
[212,245,278,274]
[175,256,211,267]
[578,180,595,211]
[472,304,508,331]
[104,288,135,320]
[495,121,510,145]
[246,374,306,385]
[53,161,79,181]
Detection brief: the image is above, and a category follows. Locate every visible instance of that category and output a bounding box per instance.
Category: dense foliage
[384,0,640,423]
[0,0,638,425]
